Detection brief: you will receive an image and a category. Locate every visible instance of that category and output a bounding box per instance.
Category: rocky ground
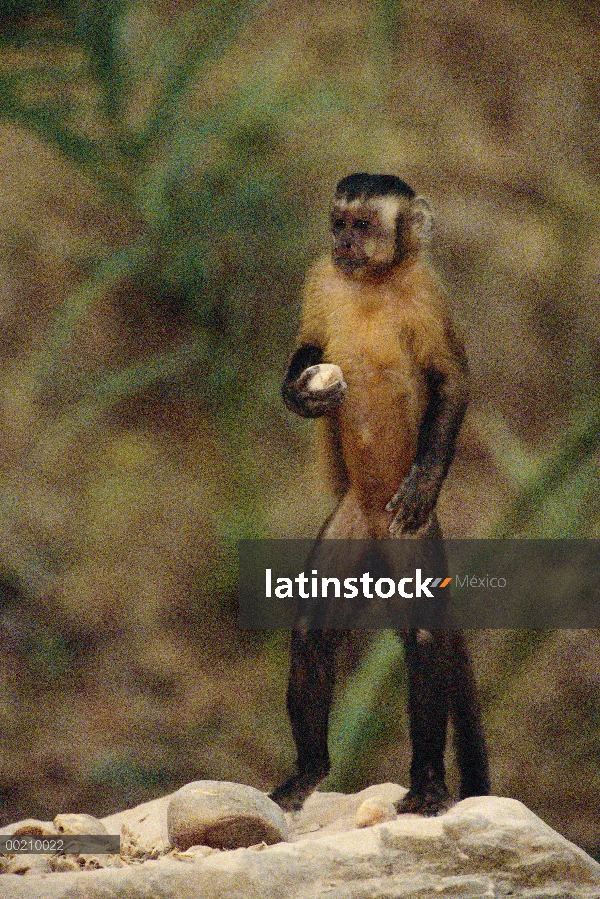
[0,780,598,898]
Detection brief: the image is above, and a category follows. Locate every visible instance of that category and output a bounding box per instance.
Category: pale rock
[167,780,288,850]
[48,855,80,873]
[0,784,597,898]
[355,796,397,827]
[103,793,171,859]
[4,857,29,876]
[53,814,107,835]
[170,845,218,861]
[0,818,58,837]
[6,855,52,875]
[287,782,407,841]
[78,853,125,871]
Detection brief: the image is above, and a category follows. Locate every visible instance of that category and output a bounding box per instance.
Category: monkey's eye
[353,219,370,233]
[332,218,346,233]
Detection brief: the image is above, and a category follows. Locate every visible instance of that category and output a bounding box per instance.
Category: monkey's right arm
[282,344,346,418]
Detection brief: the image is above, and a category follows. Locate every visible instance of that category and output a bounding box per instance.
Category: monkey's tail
[448,631,490,799]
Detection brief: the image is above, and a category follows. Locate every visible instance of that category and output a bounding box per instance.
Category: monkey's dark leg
[397,629,452,816]
[449,631,490,799]
[269,629,340,811]
[271,491,369,811]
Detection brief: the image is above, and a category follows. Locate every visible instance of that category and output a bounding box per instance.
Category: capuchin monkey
[270,173,489,816]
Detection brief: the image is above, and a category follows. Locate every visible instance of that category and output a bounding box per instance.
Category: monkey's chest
[327,324,424,424]
[338,358,422,446]
[326,332,426,493]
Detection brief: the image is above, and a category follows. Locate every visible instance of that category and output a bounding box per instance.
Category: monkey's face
[330,194,408,280]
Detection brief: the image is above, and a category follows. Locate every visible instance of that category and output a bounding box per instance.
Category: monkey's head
[330,173,432,280]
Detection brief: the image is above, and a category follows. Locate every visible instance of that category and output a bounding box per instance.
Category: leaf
[0,73,131,205]
[60,337,214,427]
[138,0,265,151]
[32,240,151,397]
[327,631,406,792]
[71,0,129,121]
[492,402,600,537]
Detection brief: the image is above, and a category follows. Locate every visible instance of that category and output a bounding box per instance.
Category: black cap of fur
[335,173,415,202]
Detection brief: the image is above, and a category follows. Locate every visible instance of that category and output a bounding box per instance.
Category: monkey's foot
[269,773,322,812]
[458,778,490,800]
[395,784,452,817]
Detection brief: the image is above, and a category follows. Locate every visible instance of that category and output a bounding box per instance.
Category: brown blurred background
[0,0,598,856]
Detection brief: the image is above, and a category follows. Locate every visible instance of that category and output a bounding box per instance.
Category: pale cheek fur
[369,195,403,233]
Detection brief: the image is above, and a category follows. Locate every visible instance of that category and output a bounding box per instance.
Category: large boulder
[166,780,288,850]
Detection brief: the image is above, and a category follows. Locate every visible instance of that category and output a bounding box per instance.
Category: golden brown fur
[300,253,463,536]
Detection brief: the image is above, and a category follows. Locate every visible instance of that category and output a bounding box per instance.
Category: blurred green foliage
[0,0,286,407]
[0,0,67,20]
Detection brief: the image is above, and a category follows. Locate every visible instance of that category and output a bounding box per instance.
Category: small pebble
[54,814,107,835]
[49,856,81,873]
[355,798,397,828]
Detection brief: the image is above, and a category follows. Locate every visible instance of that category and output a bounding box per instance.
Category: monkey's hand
[283,364,347,419]
[386,464,441,536]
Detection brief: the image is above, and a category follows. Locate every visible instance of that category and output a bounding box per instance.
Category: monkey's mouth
[333,247,368,271]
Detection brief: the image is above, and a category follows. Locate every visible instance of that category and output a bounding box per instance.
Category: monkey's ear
[410,196,433,243]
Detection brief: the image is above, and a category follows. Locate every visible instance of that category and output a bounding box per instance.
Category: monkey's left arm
[387,330,469,535]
